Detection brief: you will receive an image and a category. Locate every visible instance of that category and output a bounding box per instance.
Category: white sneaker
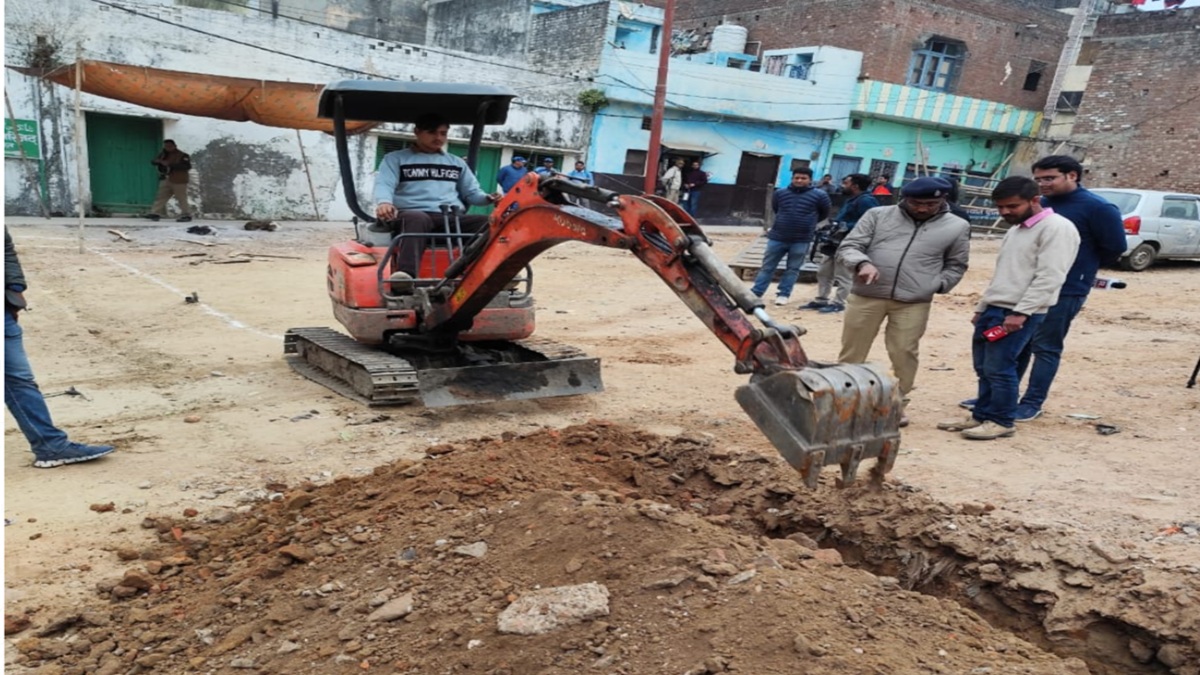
[774,296,790,306]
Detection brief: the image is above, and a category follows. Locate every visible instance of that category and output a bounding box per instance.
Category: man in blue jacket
[496,155,528,193]
[961,155,1126,420]
[750,168,832,306]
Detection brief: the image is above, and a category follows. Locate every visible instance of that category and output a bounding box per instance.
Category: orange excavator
[285,81,902,487]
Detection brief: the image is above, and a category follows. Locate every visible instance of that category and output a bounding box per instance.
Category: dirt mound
[9,423,1196,674]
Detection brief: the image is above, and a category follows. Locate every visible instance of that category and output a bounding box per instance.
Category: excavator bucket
[735,362,902,488]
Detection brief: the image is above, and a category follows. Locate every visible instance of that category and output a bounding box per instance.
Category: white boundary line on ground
[88,248,284,341]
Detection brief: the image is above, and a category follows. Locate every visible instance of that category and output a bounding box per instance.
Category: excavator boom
[407,176,902,486]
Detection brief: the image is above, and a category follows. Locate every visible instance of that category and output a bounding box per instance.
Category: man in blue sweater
[961,155,1126,420]
[373,114,499,278]
[751,168,832,306]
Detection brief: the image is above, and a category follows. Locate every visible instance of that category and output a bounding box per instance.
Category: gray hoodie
[836,204,970,303]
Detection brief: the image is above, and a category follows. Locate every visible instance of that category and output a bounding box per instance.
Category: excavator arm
[415,175,903,487]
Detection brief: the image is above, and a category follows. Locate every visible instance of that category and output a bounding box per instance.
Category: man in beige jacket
[836,176,971,425]
[938,176,1080,440]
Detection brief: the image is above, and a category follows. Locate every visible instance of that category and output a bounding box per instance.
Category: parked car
[1090,189,1200,271]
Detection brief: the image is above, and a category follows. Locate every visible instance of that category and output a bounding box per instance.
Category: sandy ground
[3,216,1199,671]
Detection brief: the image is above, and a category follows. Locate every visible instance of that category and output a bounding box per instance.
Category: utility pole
[643,0,674,194]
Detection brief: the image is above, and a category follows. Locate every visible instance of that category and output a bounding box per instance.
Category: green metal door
[85,113,162,214]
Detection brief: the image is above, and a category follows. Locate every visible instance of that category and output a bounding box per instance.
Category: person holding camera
[801,173,879,314]
[937,177,1078,440]
[146,139,193,222]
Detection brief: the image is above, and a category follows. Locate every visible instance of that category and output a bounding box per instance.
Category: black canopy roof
[318,80,516,125]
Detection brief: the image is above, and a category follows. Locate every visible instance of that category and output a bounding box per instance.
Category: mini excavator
[285,80,903,487]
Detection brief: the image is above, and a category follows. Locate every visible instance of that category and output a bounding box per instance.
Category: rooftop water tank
[710,24,748,54]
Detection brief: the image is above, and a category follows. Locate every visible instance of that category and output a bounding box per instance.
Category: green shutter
[85,113,163,214]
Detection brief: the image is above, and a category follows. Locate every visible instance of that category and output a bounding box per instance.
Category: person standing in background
[146,139,193,222]
[496,155,528,193]
[567,160,594,185]
[682,159,709,216]
[801,173,879,314]
[661,158,684,203]
[750,168,832,306]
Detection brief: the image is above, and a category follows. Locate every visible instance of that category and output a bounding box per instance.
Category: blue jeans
[1016,294,1087,409]
[684,189,701,216]
[750,239,810,299]
[5,312,70,456]
[972,306,1046,428]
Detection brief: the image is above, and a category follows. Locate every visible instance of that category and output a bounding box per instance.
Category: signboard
[4,119,40,159]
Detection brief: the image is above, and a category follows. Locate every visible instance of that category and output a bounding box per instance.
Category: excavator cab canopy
[317,80,516,126]
[317,80,518,223]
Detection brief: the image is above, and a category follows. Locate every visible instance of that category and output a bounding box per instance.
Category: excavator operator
[372,113,501,279]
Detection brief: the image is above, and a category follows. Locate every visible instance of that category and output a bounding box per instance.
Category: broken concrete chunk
[497,582,610,635]
[367,593,414,622]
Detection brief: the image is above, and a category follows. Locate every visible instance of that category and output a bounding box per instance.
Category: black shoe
[177,215,193,223]
[145,214,161,221]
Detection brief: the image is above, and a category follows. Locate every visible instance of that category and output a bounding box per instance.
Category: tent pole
[73,47,87,254]
[295,129,320,220]
[5,90,50,219]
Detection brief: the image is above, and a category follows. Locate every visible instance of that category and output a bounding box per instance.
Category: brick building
[1070,7,1200,193]
[660,0,1073,110]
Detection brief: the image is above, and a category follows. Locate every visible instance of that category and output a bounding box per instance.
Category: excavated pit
[8,422,1197,675]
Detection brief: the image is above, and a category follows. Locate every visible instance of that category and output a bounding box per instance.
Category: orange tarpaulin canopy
[14,60,378,134]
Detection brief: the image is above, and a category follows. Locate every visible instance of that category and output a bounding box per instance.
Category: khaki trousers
[838,293,932,395]
[150,180,190,217]
[814,253,852,305]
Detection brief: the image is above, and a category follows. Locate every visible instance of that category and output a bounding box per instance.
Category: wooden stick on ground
[170,237,223,247]
[106,228,133,242]
[229,251,302,260]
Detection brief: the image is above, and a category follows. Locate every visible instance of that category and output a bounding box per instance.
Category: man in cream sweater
[939,177,1080,440]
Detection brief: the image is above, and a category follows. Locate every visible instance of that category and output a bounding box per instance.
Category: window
[641,116,652,131]
[1024,60,1048,91]
[1161,198,1199,221]
[764,53,813,79]
[907,37,965,92]
[623,149,647,176]
[789,158,811,172]
[1056,91,1084,112]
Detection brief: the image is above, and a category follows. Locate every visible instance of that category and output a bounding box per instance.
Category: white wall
[3,0,589,219]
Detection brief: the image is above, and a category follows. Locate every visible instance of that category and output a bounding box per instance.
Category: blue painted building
[578,3,862,221]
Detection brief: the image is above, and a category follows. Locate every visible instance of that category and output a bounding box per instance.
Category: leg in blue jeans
[5,312,70,455]
[973,306,1045,428]
[774,241,811,298]
[1016,295,1086,410]
[750,238,789,297]
[685,189,701,216]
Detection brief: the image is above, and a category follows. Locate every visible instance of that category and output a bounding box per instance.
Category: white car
[1091,189,1200,272]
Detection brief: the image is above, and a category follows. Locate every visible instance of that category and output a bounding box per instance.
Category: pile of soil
[8,423,1197,674]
